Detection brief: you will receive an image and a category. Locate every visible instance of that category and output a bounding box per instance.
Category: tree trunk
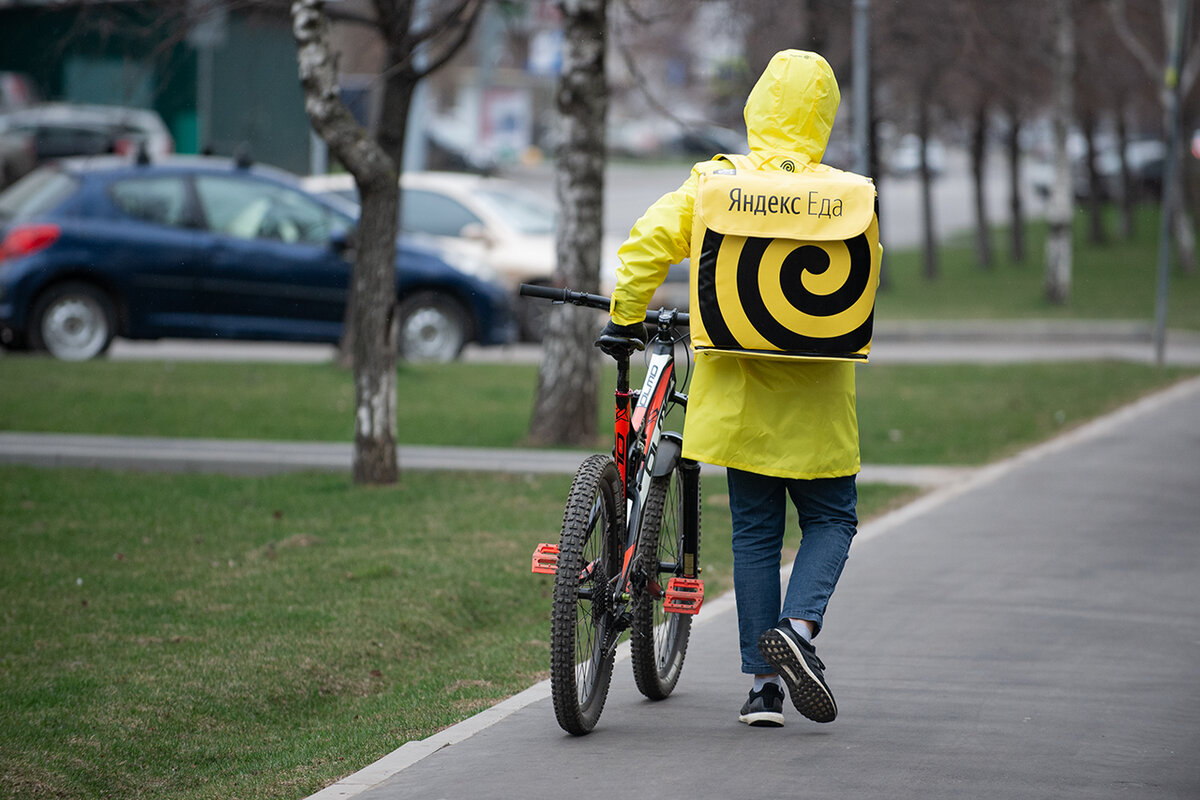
[1115,107,1135,239]
[293,0,400,484]
[1172,203,1197,272]
[1081,112,1107,245]
[1006,110,1026,264]
[333,27,416,372]
[917,100,938,280]
[1045,0,1074,306]
[970,100,993,270]
[1163,0,1197,274]
[349,168,401,485]
[528,0,607,447]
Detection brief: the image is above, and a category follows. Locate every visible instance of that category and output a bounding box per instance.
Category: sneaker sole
[738,710,784,727]
[758,629,837,723]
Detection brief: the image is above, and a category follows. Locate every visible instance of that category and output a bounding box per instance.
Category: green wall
[0,3,312,175]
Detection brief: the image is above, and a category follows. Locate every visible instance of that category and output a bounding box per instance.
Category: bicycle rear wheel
[550,454,624,735]
[630,464,698,700]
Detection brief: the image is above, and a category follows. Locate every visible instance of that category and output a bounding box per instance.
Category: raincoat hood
[744,49,840,165]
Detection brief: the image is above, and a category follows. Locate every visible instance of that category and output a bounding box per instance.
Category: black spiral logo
[696,228,876,357]
[780,159,796,172]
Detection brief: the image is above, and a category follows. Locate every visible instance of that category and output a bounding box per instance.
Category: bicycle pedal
[531,543,559,574]
[663,577,704,614]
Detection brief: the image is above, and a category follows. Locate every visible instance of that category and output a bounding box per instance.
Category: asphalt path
[96,322,1200,366]
[304,376,1200,800]
[509,149,1040,250]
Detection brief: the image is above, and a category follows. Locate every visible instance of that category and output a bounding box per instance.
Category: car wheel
[30,282,117,361]
[397,291,469,363]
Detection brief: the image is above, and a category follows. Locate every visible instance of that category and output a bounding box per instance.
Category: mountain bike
[522,284,704,736]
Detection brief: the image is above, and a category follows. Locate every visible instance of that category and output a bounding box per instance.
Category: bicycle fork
[662,459,704,614]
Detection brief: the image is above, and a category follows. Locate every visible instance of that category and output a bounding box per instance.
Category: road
[504,147,1040,249]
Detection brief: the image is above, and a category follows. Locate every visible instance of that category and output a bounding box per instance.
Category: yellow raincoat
[610,50,876,479]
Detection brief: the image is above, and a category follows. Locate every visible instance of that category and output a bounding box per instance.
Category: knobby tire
[550,454,624,735]
[629,465,698,700]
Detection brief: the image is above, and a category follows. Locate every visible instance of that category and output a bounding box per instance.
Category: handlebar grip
[519,284,571,302]
[519,283,612,311]
[519,283,688,326]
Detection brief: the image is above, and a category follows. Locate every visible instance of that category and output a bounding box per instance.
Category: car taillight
[0,224,61,262]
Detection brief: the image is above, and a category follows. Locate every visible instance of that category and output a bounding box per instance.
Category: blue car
[0,155,517,360]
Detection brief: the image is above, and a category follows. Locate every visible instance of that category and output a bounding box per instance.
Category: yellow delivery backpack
[689,154,881,362]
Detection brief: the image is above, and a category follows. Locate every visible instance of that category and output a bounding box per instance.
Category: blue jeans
[727,468,857,675]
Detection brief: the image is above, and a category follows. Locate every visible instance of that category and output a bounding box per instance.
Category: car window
[476,187,555,235]
[195,175,348,245]
[109,176,189,228]
[34,125,115,158]
[0,168,77,221]
[401,189,482,237]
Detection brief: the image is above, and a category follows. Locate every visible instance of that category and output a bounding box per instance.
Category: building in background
[0,0,757,176]
[0,1,312,174]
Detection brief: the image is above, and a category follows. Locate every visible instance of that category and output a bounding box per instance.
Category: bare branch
[291,0,394,186]
[616,0,668,26]
[1105,0,1165,83]
[413,0,484,80]
[612,27,694,131]
[322,6,379,28]
[412,0,479,46]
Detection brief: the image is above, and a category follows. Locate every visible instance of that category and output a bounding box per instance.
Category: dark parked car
[0,155,516,361]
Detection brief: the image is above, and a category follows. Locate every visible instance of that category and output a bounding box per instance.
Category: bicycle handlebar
[519,283,689,327]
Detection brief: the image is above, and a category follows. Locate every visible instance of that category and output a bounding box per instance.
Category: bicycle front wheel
[550,454,624,735]
[630,464,698,700]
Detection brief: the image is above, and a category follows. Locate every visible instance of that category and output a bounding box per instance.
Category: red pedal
[531,543,559,574]
[663,577,704,614]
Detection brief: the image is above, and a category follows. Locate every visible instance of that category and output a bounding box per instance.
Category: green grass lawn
[0,466,912,799]
[876,206,1200,328]
[1,358,1193,466]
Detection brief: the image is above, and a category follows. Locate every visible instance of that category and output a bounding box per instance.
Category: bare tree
[1046,0,1076,305]
[528,0,608,446]
[1071,0,1148,240]
[1075,0,1147,246]
[291,0,482,484]
[1107,0,1199,272]
[959,0,1054,269]
[874,0,967,281]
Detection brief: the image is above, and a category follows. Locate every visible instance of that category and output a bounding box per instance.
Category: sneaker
[738,683,785,727]
[757,625,837,723]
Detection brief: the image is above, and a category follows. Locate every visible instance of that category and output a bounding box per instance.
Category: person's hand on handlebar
[595,319,647,358]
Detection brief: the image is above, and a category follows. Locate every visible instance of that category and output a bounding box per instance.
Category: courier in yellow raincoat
[602,50,879,727]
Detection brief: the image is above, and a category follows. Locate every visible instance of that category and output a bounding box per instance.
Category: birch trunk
[527,0,607,447]
[1045,0,1075,305]
[293,0,399,484]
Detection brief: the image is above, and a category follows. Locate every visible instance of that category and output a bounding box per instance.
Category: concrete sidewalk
[302,376,1200,800]
[97,320,1200,366]
[0,432,973,488]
